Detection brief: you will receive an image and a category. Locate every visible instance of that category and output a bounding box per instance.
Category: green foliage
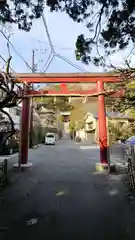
[75,120,85,130]
[35,96,74,112]
[69,121,76,130]
[31,125,57,146]
[37,125,44,143]
[74,0,135,65]
[108,122,123,142]
[106,81,135,113]
[69,119,85,131]
[1,1,135,65]
[31,125,39,146]
[128,109,135,119]
[54,97,74,111]
[108,120,135,143]
[0,1,44,31]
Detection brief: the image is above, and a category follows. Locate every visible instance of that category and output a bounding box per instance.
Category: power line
[126,45,135,59]
[42,13,55,53]
[0,31,33,71]
[0,15,89,75]
[41,14,88,73]
[0,54,37,91]
[55,53,88,72]
[41,51,53,72]
[43,54,54,72]
[0,54,15,72]
[30,37,74,51]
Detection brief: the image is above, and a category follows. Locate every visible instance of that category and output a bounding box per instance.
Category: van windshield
[46,134,54,138]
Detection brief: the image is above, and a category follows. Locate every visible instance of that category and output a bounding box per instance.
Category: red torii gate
[13,72,123,168]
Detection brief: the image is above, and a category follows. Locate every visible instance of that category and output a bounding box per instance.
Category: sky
[0,7,135,74]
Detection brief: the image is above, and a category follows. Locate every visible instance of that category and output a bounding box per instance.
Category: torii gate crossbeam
[13,72,123,169]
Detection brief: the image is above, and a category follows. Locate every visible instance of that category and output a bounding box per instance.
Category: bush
[108,121,135,143]
[31,126,58,146]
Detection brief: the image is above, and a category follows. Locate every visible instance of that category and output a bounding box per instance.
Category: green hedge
[30,125,57,146]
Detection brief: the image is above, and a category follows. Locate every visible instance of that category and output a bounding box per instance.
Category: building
[3,106,21,131]
[2,104,41,132]
[84,111,133,144]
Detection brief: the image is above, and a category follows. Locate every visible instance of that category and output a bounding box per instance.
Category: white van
[45,133,56,145]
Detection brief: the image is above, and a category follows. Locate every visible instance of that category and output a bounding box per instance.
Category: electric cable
[42,13,89,73]
[0,31,33,71]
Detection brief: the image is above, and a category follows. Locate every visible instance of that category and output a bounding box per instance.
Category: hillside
[70,97,98,122]
[39,83,96,91]
[37,83,109,122]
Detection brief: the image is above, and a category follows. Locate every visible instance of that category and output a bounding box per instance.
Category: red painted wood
[15,76,121,83]
[13,73,122,84]
[97,81,108,164]
[60,83,68,92]
[24,88,124,97]
[20,85,30,165]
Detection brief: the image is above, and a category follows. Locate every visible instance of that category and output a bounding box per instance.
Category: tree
[0,57,19,147]
[69,120,76,131]
[108,121,123,143]
[108,121,135,142]
[76,119,85,130]
[35,96,74,112]
[1,1,135,65]
[0,0,44,31]
[46,0,135,65]
[106,78,135,113]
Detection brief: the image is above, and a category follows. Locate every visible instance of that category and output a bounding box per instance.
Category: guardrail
[0,158,7,187]
[124,145,135,190]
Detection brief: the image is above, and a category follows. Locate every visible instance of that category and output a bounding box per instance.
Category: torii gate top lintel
[13,72,122,84]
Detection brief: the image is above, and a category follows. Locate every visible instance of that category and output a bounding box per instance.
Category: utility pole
[29,50,35,148]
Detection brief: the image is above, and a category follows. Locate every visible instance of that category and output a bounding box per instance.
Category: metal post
[97,81,108,164]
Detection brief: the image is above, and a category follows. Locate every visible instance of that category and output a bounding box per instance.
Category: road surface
[0,140,135,239]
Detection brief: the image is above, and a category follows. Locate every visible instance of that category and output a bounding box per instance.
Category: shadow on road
[0,142,134,240]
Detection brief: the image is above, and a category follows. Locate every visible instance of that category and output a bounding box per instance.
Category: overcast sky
[0,8,135,74]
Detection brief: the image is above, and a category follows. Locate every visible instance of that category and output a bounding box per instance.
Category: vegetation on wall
[35,96,74,112]
[69,119,85,132]
[75,120,85,131]
[108,120,135,143]
[105,80,135,116]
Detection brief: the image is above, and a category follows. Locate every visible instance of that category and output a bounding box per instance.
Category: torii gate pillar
[13,84,32,169]
[12,72,121,171]
[97,81,108,164]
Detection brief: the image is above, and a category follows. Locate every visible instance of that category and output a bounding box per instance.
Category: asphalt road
[0,140,135,240]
